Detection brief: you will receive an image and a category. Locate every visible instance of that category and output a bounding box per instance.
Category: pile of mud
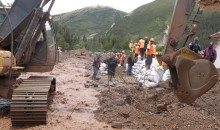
[59,48,93,62]
[93,67,220,130]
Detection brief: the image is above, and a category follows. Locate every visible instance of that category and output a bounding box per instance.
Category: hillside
[107,0,176,41]
[106,0,220,49]
[53,6,127,36]
[53,0,220,51]
[196,11,220,48]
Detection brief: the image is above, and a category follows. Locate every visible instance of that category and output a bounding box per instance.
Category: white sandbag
[137,60,145,65]
[144,66,164,84]
[150,58,160,69]
[137,55,141,61]
[100,71,108,74]
[143,80,158,88]
[162,69,171,81]
[125,64,128,71]
[99,63,107,72]
[139,80,144,84]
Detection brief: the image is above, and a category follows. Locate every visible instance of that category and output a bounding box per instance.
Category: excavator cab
[0,0,59,126]
[162,0,219,104]
[0,0,58,99]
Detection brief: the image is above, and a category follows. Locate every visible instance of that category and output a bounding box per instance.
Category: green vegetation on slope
[196,12,220,49]
[54,0,220,52]
[54,6,126,36]
[108,0,175,41]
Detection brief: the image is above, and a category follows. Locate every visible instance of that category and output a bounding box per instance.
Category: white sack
[99,63,107,72]
[162,69,171,81]
[150,58,160,69]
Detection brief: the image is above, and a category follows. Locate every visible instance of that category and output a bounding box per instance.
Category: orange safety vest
[135,45,140,54]
[146,43,156,56]
[139,39,145,49]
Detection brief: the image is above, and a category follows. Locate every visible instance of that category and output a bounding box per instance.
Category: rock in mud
[93,83,99,87]
[84,72,90,77]
[84,83,91,88]
[111,121,123,129]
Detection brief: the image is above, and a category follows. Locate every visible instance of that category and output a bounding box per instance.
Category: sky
[2,0,155,15]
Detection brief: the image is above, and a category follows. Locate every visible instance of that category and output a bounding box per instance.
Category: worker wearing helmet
[145,38,156,69]
[188,37,201,53]
[138,38,145,60]
[204,42,217,63]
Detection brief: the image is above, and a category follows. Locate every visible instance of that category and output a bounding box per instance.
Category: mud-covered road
[1,50,220,130]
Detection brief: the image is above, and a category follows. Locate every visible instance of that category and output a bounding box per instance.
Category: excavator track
[10,76,56,126]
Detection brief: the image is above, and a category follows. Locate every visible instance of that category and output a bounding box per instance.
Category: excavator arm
[162,0,219,104]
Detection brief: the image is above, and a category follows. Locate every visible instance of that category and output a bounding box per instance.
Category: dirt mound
[94,67,220,130]
[59,48,93,62]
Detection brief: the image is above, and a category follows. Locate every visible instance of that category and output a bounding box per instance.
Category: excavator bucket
[163,48,218,104]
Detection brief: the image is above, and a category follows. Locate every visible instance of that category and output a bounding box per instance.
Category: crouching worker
[92,54,101,80]
[104,54,118,81]
[127,53,134,75]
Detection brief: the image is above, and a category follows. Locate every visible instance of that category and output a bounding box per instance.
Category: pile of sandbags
[131,58,170,88]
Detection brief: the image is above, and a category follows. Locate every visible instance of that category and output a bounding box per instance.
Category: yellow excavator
[162,0,220,104]
[0,0,58,126]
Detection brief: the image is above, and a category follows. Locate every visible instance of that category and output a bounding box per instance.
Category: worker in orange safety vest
[138,38,145,60]
[145,38,156,69]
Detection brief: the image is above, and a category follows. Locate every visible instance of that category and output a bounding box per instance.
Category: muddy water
[0,57,113,130]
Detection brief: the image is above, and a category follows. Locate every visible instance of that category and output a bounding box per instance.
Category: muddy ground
[1,49,220,130]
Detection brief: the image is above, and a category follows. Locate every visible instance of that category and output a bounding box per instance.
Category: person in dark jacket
[92,54,101,80]
[104,54,118,81]
[189,37,201,53]
[127,53,134,75]
[144,36,149,58]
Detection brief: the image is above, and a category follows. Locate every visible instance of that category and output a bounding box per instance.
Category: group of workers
[189,37,217,63]
[91,51,137,82]
[92,36,217,81]
[92,36,158,81]
[91,50,127,81]
[129,37,157,69]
